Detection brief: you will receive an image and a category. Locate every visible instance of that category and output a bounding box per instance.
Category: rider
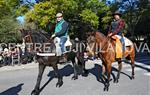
[51,12,69,62]
[108,11,125,59]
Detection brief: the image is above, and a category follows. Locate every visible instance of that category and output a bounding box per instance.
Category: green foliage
[80,9,99,29]
[112,0,150,38]
[25,0,78,28]
[16,5,30,16]
[0,0,10,18]
[23,0,111,34]
[0,0,21,43]
[84,0,112,30]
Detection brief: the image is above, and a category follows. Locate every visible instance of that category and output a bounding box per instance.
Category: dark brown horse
[86,31,135,91]
[20,29,87,95]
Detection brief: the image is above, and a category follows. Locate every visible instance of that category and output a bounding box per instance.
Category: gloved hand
[51,34,56,38]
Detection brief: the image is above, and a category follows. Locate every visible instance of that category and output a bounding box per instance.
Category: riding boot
[122,46,126,61]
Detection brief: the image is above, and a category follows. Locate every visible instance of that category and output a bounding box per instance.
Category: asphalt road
[0,57,149,95]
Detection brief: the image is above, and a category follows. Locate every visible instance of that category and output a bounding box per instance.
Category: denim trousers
[60,36,67,53]
[120,35,125,53]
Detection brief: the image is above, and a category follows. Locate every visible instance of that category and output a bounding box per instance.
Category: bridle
[23,34,32,43]
[87,33,110,55]
[23,34,35,53]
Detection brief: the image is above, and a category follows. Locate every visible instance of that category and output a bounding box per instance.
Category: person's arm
[55,21,69,37]
[111,20,125,36]
[108,25,112,34]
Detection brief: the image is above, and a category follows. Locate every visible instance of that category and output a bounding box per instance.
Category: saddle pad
[124,37,133,46]
[65,36,72,46]
[37,53,56,56]
[54,37,72,46]
[115,35,133,46]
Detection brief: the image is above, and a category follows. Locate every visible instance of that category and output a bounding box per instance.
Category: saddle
[111,35,133,59]
[54,36,72,56]
[54,36,72,63]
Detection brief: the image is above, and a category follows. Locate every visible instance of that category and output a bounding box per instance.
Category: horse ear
[91,32,95,36]
[20,29,24,32]
[20,29,22,33]
[28,30,32,35]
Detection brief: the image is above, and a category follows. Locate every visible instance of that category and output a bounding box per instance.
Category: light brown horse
[86,31,135,91]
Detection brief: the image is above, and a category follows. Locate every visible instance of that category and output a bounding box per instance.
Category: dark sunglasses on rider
[56,16,62,18]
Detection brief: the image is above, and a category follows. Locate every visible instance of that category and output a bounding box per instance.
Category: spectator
[2,48,12,65]
[0,46,3,67]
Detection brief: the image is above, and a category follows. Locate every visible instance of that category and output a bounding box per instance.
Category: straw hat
[56,13,63,17]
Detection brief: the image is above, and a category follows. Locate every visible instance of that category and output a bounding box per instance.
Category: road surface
[0,55,150,95]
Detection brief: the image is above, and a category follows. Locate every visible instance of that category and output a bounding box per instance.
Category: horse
[20,29,87,95]
[86,31,135,91]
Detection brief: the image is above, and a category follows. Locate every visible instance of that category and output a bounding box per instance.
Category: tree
[19,0,111,39]
[123,0,149,39]
[0,0,21,43]
[109,0,149,39]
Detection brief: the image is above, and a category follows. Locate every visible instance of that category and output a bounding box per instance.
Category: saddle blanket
[115,35,133,46]
[54,36,72,46]
[36,53,56,56]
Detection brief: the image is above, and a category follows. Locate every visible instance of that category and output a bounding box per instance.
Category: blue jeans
[120,35,125,55]
[60,36,67,53]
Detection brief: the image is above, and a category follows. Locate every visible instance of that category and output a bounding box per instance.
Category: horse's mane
[95,31,107,39]
[31,30,51,43]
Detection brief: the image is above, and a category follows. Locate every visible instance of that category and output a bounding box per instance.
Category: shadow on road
[0,83,24,95]
[124,60,150,72]
[135,52,150,65]
[89,64,133,83]
[38,64,74,93]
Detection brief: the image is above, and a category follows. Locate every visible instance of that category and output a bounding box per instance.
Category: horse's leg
[115,59,122,83]
[78,56,88,76]
[130,57,135,79]
[31,64,45,95]
[52,63,63,87]
[104,63,112,91]
[102,64,106,82]
[72,57,78,80]
[81,59,89,76]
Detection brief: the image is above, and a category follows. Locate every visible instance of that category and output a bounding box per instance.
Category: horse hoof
[103,83,110,91]
[56,81,63,87]
[82,71,89,77]
[31,90,39,95]
[103,87,108,91]
[72,76,78,80]
[114,79,119,83]
[130,76,135,80]
[103,86,109,91]
[83,70,89,75]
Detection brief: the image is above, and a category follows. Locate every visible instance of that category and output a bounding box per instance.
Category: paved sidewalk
[0,58,149,74]
[0,62,38,72]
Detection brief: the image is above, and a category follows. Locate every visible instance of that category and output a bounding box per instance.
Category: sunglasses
[56,16,62,18]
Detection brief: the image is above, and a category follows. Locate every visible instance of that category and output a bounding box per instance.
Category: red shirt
[111,19,125,36]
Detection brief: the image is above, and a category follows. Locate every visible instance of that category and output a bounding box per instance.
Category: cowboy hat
[56,13,63,17]
[112,11,122,17]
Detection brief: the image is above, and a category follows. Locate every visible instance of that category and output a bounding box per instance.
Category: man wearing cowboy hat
[51,12,69,63]
[51,12,69,54]
[108,11,125,59]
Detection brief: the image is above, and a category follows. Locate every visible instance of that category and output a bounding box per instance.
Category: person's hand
[108,33,113,37]
[51,34,56,38]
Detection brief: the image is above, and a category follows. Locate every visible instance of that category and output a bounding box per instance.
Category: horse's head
[86,32,96,44]
[86,31,107,57]
[86,32,97,57]
[20,29,33,43]
[20,29,35,53]
[20,29,56,54]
